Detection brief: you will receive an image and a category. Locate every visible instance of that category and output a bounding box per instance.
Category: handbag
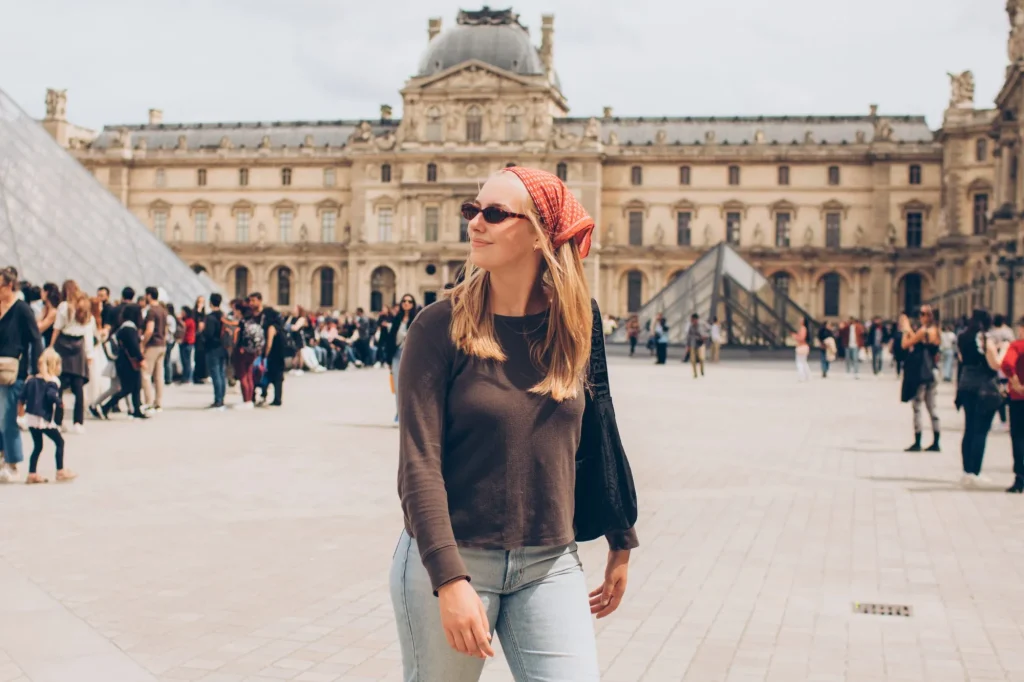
[574,299,639,543]
[0,356,19,386]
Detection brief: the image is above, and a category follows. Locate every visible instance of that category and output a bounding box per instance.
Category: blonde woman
[391,167,638,681]
[50,281,95,434]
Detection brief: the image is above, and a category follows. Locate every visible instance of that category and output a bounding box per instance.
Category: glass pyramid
[0,88,211,305]
[610,243,820,347]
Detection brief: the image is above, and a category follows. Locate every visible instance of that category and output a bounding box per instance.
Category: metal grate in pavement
[853,602,913,617]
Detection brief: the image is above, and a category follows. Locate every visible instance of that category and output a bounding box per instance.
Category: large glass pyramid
[0,88,211,305]
[610,243,820,347]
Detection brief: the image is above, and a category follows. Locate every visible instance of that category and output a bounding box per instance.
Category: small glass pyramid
[0,88,211,305]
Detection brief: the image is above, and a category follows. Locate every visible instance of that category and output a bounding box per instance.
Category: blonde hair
[38,348,62,377]
[446,204,592,402]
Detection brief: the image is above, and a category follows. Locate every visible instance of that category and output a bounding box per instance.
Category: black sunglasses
[461,202,529,224]
[401,298,414,304]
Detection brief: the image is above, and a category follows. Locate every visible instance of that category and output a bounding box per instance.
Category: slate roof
[89,120,398,151]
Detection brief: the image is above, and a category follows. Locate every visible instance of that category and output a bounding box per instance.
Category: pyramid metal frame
[609,243,821,348]
[0,88,212,305]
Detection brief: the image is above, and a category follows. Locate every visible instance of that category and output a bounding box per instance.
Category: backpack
[242,320,265,355]
[219,317,237,354]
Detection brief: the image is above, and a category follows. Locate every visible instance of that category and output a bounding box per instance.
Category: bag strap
[587,300,611,404]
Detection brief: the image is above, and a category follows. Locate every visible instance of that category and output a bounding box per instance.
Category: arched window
[426,106,443,142]
[318,268,335,308]
[822,273,841,317]
[626,271,643,312]
[370,266,397,312]
[276,266,292,306]
[426,162,438,182]
[505,105,523,141]
[381,163,392,183]
[556,162,568,182]
[466,106,482,142]
[234,266,250,301]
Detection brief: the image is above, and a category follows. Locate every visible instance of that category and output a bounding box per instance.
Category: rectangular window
[728,165,740,186]
[154,211,167,240]
[726,212,741,246]
[908,164,922,185]
[828,165,840,186]
[679,166,691,185]
[973,193,989,235]
[197,168,207,186]
[282,167,292,186]
[825,212,841,248]
[778,166,790,186]
[906,211,923,248]
[630,166,643,186]
[628,210,643,245]
[323,168,336,187]
[459,211,470,242]
[321,210,337,243]
[194,210,208,242]
[976,138,987,162]
[676,212,691,246]
[155,168,166,188]
[236,211,250,243]
[279,210,293,243]
[378,207,393,242]
[424,207,439,242]
[774,212,791,247]
[239,168,249,186]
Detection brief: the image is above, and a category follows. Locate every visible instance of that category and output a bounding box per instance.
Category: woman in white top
[50,280,95,434]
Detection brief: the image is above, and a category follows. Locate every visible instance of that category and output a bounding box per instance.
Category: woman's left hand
[589,549,630,618]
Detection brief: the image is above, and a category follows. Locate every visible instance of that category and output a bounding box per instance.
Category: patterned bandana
[501,166,594,259]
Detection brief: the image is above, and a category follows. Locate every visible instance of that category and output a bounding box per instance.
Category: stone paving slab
[1,359,1024,681]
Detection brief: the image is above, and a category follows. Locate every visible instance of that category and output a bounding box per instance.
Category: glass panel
[726,212,741,246]
[236,211,250,243]
[906,212,923,247]
[425,207,439,242]
[319,268,334,307]
[379,207,393,242]
[825,212,841,248]
[775,213,791,247]
[321,210,336,242]
[627,271,643,312]
[234,267,249,300]
[973,194,989,235]
[677,212,691,246]
[279,211,293,243]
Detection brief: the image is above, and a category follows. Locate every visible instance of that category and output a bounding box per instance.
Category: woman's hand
[590,549,630,618]
[437,579,494,659]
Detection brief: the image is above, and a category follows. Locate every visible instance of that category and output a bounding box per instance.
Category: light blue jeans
[0,380,25,466]
[846,347,860,375]
[390,531,600,682]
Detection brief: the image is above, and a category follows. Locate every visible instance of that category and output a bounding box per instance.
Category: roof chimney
[540,14,554,78]
[603,106,613,119]
[869,104,878,118]
[148,108,163,125]
[381,104,393,122]
[428,17,442,41]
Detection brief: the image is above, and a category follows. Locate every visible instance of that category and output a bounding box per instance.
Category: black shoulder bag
[574,299,639,542]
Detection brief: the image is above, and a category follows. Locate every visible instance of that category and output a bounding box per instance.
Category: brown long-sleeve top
[397,299,639,593]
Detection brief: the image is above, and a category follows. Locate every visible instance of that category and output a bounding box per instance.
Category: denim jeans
[0,379,25,465]
[871,345,884,374]
[207,349,228,405]
[164,341,175,384]
[390,531,599,682]
[819,350,831,377]
[179,343,194,384]
[846,347,860,375]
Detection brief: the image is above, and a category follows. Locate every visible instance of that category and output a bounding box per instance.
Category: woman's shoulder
[410,298,453,333]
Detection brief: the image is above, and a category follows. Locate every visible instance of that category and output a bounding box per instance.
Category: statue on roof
[350,121,373,143]
[873,118,894,142]
[44,89,67,120]
[608,131,619,145]
[584,117,601,140]
[1009,0,1024,62]
[947,70,975,108]
[655,129,667,145]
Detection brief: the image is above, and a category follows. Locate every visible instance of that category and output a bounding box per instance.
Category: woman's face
[400,295,415,313]
[467,173,540,273]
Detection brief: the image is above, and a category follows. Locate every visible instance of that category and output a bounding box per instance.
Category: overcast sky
[0,0,1008,131]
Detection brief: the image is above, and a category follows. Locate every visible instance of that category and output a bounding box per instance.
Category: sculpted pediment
[413,60,536,92]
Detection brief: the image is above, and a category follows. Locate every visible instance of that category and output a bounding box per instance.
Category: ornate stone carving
[112,128,131,149]
[947,70,975,108]
[654,224,665,245]
[343,224,352,244]
[465,162,480,178]
[605,223,615,245]
[375,131,397,151]
[705,130,716,144]
[213,223,221,243]
[259,135,271,149]
[350,121,374,143]
[873,118,894,142]
[302,134,314,147]
[855,130,866,144]
[218,135,232,149]
[804,130,815,144]
[754,130,765,144]
[257,222,267,246]
[703,224,713,246]
[753,223,764,245]
[44,89,66,120]
[176,135,187,150]
[172,223,182,242]
[608,131,619,146]
[655,129,667,145]
[803,225,814,246]
[299,224,309,243]
[550,126,579,150]
[854,225,865,246]
[584,117,601,140]
[1009,0,1024,63]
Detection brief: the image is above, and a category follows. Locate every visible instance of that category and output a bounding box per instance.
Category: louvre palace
[35,5,1024,321]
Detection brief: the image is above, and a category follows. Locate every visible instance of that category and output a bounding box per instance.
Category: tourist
[37,285,59,347]
[353,307,373,366]
[203,293,229,410]
[869,315,886,375]
[140,287,167,413]
[793,316,811,382]
[192,295,208,384]
[164,302,178,385]
[249,292,285,406]
[391,167,635,680]
[653,313,669,365]
[955,309,1002,487]
[999,317,1024,493]
[900,305,941,452]
[891,319,907,377]
[101,303,147,420]
[625,314,640,356]
[684,313,706,378]
[817,321,836,378]
[178,305,196,384]
[709,316,722,362]
[23,349,75,484]
[231,300,262,409]
[384,293,418,423]
[840,316,865,378]
[50,281,95,434]
[0,266,43,483]
[940,323,957,382]
[990,314,1015,431]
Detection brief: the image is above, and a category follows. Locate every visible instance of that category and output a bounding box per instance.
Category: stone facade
[40,7,1000,320]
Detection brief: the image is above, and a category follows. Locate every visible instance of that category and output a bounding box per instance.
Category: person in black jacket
[203,293,228,409]
[101,304,147,420]
[0,266,44,482]
[384,294,419,423]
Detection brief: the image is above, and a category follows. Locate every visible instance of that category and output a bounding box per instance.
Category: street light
[997,239,1024,320]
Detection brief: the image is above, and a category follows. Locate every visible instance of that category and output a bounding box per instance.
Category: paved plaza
[2,356,1024,682]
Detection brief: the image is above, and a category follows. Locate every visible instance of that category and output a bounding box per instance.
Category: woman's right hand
[437,579,494,659]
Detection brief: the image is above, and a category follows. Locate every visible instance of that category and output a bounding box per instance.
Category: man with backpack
[231,300,264,409]
[202,293,231,410]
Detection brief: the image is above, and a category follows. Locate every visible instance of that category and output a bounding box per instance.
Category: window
[153,211,167,240]
[378,207,393,242]
[825,212,841,248]
[775,212,791,247]
[777,166,790,186]
[239,168,249,186]
[321,210,337,243]
[323,168,336,187]
[155,168,166,188]
[630,166,642,186]
[973,194,989,235]
[908,164,922,185]
[976,138,988,162]
[426,106,443,142]
[676,212,691,246]
[906,211,923,248]
[828,165,840,186]
[276,267,291,307]
[680,166,691,185]
[194,210,208,242]
[426,163,437,183]
[628,210,643,245]
[197,168,207,186]
[236,211,250,243]
[281,167,292,186]
[424,207,439,242]
[505,105,523,142]
[319,268,334,308]
[234,267,249,301]
[466,106,482,142]
[726,212,741,246]
[381,164,392,183]
[902,273,922,314]
[556,162,568,182]
[728,165,741,186]
[279,210,293,243]
[772,272,791,296]
[822,273,841,317]
[626,271,643,312]
[459,209,470,242]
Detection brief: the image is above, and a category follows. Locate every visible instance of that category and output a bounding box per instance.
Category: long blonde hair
[446,205,592,402]
[38,347,62,378]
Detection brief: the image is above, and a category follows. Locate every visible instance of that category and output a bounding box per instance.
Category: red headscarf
[501,166,594,259]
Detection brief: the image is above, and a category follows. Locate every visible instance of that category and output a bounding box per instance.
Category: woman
[956,309,1003,487]
[50,281,95,434]
[383,294,418,423]
[391,167,637,681]
[817,322,836,378]
[178,305,196,384]
[101,303,147,420]
[900,306,941,452]
[999,316,1024,493]
[653,313,669,364]
[940,323,957,382]
[626,314,640,356]
[230,301,261,409]
[192,296,208,384]
[37,285,60,348]
[793,316,811,382]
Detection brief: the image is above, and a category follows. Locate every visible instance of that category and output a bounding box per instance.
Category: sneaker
[88,405,105,421]
[975,473,993,485]
[374,362,382,369]
[150,407,163,414]
[16,415,27,431]
[129,412,149,420]
[213,405,226,412]
[233,402,254,410]
[0,467,13,484]
[70,424,85,435]
[960,473,976,488]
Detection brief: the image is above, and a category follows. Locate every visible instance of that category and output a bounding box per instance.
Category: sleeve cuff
[422,544,470,596]
[605,527,639,551]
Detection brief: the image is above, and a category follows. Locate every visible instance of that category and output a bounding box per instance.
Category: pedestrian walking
[955,309,1003,487]
[900,305,941,452]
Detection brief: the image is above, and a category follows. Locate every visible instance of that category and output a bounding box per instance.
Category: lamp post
[997,239,1024,320]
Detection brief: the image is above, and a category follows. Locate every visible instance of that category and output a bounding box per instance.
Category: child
[22,348,76,484]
